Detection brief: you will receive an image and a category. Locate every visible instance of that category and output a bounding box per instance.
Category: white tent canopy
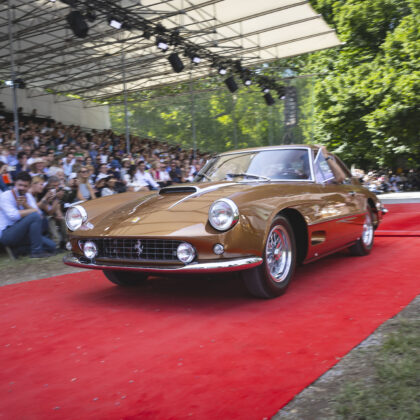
[0,0,340,102]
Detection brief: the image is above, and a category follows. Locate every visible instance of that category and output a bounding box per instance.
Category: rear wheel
[241,216,296,298]
[349,207,375,256]
[103,270,148,286]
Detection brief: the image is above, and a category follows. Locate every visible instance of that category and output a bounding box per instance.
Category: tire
[349,207,375,256]
[241,216,297,298]
[103,270,148,286]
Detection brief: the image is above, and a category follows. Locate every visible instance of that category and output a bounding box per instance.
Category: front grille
[81,238,182,261]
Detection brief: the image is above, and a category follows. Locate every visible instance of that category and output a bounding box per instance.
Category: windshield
[195,149,312,182]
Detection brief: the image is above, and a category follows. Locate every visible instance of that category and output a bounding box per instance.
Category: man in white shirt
[133,161,159,190]
[0,171,56,258]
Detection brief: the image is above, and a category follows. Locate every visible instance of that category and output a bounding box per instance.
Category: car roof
[218,144,321,157]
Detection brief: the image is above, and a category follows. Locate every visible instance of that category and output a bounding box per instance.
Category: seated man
[0,171,56,258]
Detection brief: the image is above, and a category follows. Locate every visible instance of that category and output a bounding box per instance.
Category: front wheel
[103,270,148,286]
[349,207,375,256]
[241,216,296,298]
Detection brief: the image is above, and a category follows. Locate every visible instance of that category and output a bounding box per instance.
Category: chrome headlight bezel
[208,198,239,231]
[82,241,98,260]
[176,242,196,264]
[65,205,88,231]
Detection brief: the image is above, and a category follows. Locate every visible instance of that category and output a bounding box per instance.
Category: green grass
[334,317,420,420]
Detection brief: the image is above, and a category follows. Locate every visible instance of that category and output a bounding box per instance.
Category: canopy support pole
[121,50,130,154]
[189,69,197,158]
[7,0,20,149]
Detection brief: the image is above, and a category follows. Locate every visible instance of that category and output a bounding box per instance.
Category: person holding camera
[0,171,56,258]
[37,176,67,249]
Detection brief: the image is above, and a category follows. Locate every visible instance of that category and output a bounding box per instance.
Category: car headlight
[83,241,98,260]
[208,198,239,231]
[65,205,88,231]
[177,242,196,264]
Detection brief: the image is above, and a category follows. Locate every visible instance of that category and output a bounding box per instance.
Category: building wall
[0,87,110,130]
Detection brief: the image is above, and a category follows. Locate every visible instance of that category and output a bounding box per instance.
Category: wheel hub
[266,226,292,283]
[362,211,373,246]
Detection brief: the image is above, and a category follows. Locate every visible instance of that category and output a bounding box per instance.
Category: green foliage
[307,0,420,168]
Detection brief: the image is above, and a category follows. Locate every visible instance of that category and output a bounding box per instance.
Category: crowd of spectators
[352,168,420,194]
[0,109,209,258]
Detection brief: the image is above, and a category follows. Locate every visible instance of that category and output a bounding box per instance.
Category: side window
[314,149,335,184]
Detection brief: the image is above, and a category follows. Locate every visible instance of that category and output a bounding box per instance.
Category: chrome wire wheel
[362,211,374,247]
[265,224,293,283]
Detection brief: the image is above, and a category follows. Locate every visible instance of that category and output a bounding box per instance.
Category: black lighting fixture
[142,28,152,39]
[156,37,169,51]
[224,75,238,93]
[275,86,286,99]
[211,58,229,75]
[240,70,252,86]
[264,92,275,106]
[191,53,201,64]
[10,78,26,89]
[168,52,184,73]
[169,29,182,47]
[108,17,123,29]
[66,10,89,38]
[218,66,227,75]
[85,9,96,23]
[184,47,201,64]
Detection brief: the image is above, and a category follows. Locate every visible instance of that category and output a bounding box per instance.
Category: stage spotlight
[169,29,182,46]
[168,53,184,73]
[142,28,152,40]
[184,47,201,64]
[224,76,238,93]
[156,37,169,51]
[243,78,252,86]
[108,17,123,29]
[264,92,275,106]
[191,55,201,64]
[66,11,89,38]
[241,71,252,86]
[86,9,96,23]
[276,86,286,99]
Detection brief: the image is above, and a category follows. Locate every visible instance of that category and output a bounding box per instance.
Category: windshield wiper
[226,173,271,181]
[196,172,212,181]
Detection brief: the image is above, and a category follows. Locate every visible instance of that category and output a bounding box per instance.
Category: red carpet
[0,207,419,419]
[376,203,420,236]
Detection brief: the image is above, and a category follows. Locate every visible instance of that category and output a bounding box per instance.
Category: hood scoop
[159,186,199,195]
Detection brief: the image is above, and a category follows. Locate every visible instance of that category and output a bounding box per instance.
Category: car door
[310,149,363,255]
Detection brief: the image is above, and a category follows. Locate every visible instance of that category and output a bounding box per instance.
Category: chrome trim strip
[63,254,263,273]
[307,212,366,226]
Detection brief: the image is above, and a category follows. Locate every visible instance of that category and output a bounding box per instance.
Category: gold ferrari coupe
[64,145,387,298]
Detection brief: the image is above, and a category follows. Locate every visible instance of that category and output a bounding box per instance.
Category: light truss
[0,0,341,103]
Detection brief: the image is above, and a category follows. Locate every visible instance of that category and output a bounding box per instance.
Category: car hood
[77,181,311,237]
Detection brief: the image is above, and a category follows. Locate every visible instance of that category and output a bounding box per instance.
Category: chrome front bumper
[63,254,263,274]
